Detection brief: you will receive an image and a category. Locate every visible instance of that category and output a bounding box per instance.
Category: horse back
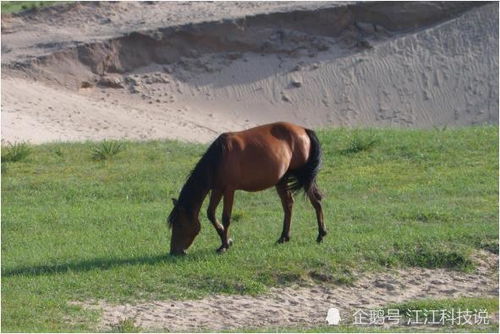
[215,122,311,191]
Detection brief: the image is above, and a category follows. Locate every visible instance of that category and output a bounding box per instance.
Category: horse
[167,121,326,255]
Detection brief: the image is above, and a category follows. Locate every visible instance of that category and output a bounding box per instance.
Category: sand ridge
[1,1,348,63]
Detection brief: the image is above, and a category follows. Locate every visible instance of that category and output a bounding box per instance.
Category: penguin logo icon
[326,307,341,325]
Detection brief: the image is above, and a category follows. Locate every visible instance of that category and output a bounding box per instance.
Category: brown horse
[168,122,326,255]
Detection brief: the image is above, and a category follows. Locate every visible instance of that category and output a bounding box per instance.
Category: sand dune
[1,2,498,144]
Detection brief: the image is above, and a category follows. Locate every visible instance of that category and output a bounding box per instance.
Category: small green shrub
[340,131,379,155]
[1,142,32,163]
[53,147,64,158]
[90,141,125,161]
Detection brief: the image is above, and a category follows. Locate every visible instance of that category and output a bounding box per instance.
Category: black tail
[287,129,323,200]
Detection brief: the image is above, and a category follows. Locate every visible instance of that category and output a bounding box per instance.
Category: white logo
[326,307,341,325]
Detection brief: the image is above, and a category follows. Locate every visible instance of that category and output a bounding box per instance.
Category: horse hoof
[170,250,187,256]
[228,239,233,246]
[276,236,290,244]
[216,246,228,253]
[316,234,326,243]
[317,230,327,243]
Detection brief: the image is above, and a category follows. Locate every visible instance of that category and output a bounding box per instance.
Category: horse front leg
[217,189,235,253]
[207,189,225,248]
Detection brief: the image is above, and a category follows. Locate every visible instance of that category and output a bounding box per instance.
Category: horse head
[168,198,201,255]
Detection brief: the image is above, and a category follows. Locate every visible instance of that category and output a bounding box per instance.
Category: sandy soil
[1,2,498,144]
[72,251,498,332]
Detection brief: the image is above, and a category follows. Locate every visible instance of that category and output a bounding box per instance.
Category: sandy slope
[1,1,498,144]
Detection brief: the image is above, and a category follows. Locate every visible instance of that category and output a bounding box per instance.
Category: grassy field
[1,126,498,332]
[1,1,64,14]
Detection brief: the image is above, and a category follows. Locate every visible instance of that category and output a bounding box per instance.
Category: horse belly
[238,176,282,192]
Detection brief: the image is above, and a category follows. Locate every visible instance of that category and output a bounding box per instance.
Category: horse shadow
[2,250,205,278]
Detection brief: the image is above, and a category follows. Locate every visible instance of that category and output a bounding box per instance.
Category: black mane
[168,134,227,228]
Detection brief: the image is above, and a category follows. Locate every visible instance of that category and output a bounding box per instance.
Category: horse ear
[171,198,178,206]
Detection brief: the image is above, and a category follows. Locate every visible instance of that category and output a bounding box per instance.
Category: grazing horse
[168,122,326,255]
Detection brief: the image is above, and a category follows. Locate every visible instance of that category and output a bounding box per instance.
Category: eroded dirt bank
[1,1,498,144]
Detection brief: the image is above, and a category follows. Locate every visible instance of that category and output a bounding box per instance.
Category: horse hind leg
[276,180,294,243]
[308,182,327,243]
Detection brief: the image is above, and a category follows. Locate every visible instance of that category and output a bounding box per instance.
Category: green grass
[1,1,65,14]
[2,127,498,332]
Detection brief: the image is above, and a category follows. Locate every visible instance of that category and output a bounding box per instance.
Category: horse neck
[188,188,209,219]
[178,178,210,219]
[177,138,222,219]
